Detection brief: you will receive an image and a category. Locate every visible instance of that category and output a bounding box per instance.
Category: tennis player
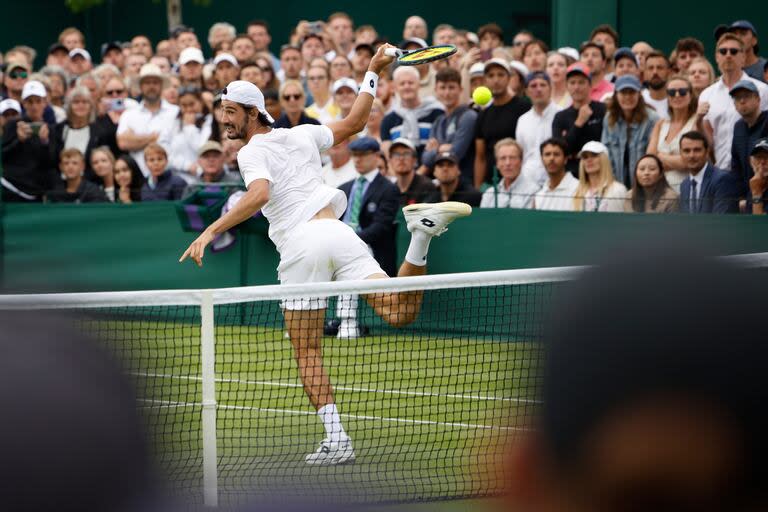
[180,44,471,466]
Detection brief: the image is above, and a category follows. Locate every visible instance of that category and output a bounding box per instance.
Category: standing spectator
[580,42,613,102]
[403,16,428,41]
[701,34,768,170]
[727,20,767,82]
[1,81,56,202]
[178,47,205,88]
[602,75,658,188]
[631,41,653,72]
[89,146,117,201]
[624,153,679,212]
[748,138,768,213]
[678,131,739,213]
[432,24,456,46]
[46,43,70,69]
[172,25,200,52]
[114,154,144,203]
[613,47,640,79]
[730,80,768,194]
[51,86,100,174]
[480,138,538,208]
[573,141,627,212]
[674,37,705,73]
[389,138,436,206]
[59,27,85,50]
[239,61,265,89]
[331,78,357,119]
[421,68,477,184]
[47,148,107,203]
[300,34,326,74]
[278,45,304,83]
[473,58,530,187]
[508,61,530,98]
[590,24,619,70]
[641,51,672,119]
[516,71,560,186]
[247,20,280,71]
[478,24,504,54]
[511,31,534,61]
[273,80,319,128]
[140,143,186,201]
[647,75,703,192]
[169,87,213,182]
[533,138,579,210]
[321,138,356,188]
[381,66,443,158]
[40,66,69,119]
[523,40,549,73]
[688,56,716,96]
[355,25,378,45]
[2,60,29,102]
[207,23,236,54]
[547,51,572,108]
[305,65,339,123]
[117,64,179,177]
[425,151,482,206]
[255,56,279,90]
[552,63,606,175]
[377,69,394,113]
[91,76,130,157]
[326,12,356,60]
[213,54,240,90]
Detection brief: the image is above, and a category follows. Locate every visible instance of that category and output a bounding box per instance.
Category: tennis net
[1,253,765,507]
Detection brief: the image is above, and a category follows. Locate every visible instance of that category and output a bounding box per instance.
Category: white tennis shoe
[403,202,473,237]
[305,438,356,465]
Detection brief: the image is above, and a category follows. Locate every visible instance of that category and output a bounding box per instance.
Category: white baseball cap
[469,62,485,78]
[179,47,205,65]
[509,60,530,79]
[68,48,92,62]
[484,57,511,75]
[21,80,47,100]
[332,77,358,95]
[578,140,609,157]
[213,53,239,67]
[221,80,275,124]
[0,98,22,114]
[139,63,165,81]
[557,47,580,62]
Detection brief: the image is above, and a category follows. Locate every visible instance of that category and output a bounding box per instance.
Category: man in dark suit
[679,131,740,214]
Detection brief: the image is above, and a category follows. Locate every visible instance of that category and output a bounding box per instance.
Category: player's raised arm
[327,44,396,146]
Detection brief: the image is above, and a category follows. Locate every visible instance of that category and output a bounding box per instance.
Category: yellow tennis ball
[472,86,492,106]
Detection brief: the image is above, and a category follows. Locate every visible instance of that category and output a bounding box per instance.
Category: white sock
[404,230,432,266]
[317,403,347,442]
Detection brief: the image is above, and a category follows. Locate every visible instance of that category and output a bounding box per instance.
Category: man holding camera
[1,81,57,202]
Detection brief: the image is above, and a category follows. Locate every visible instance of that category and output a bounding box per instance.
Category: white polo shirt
[116,99,180,177]
[480,174,539,209]
[699,72,768,169]
[515,102,561,187]
[533,172,579,211]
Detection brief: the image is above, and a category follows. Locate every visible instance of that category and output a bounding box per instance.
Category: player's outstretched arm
[179,179,270,267]
[327,44,396,146]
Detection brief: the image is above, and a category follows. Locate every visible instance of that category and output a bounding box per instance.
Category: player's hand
[179,229,215,267]
[368,44,396,75]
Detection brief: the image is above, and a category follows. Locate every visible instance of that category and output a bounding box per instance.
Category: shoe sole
[305,455,356,466]
[403,201,473,217]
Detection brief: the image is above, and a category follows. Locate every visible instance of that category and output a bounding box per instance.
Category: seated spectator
[331,78,358,119]
[425,151,481,206]
[421,68,477,184]
[140,143,186,201]
[273,80,319,128]
[0,98,21,133]
[602,75,659,188]
[641,51,672,120]
[730,80,768,195]
[727,20,767,82]
[196,141,242,185]
[748,138,768,214]
[67,48,93,80]
[169,87,213,183]
[673,37,705,73]
[376,69,394,113]
[546,51,572,108]
[114,154,145,204]
[478,23,505,56]
[647,75,703,192]
[474,58,530,187]
[47,148,108,203]
[573,141,627,212]
[305,64,339,124]
[516,71,560,186]
[687,57,715,96]
[321,138,357,188]
[51,86,100,175]
[522,39,549,73]
[678,131,739,213]
[579,42,613,102]
[89,146,117,201]
[2,59,30,104]
[552,63,606,175]
[389,138,436,206]
[533,138,579,211]
[624,153,679,213]
[613,47,640,79]
[362,98,385,141]
[1,81,56,202]
[39,66,69,122]
[381,66,443,158]
[480,138,538,208]
[178,47,205,88]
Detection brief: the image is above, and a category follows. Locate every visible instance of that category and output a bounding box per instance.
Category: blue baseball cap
[729,80,759,96]
[750,138,768,155]
[614,75,642,92]
[613,47,638,66]
[729,20,758,36]
[348,136,380,153]
[526,71,551,84]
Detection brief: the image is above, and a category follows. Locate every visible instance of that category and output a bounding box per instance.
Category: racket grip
[384,48,403,58]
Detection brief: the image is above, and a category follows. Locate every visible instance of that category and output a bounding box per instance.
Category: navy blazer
[339,173,399,277]
[679,164,739,214]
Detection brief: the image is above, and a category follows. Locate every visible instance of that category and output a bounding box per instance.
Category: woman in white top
[546,51,573,109]
[573,141,627,212]
[646,75,704,193]
[168,87,213,184]
[304,62,340,124]
[89,146,117,202]
[51,86,100,174]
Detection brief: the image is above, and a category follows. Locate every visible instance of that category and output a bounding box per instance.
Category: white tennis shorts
[277,218,385,310]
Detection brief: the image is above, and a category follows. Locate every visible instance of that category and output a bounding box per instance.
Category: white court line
[131,371,541,405]
[137,398,527,431]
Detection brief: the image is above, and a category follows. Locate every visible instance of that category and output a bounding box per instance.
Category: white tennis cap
[221,80,275,124]
[332,77,358,94]
[179,47,205,65]
[469,62,485,78]
[69,48,92,62]
[214,53,239,67]
[0,98,21,114]
[21,80,47,100]
[578,140,609,157]
[484,57,511,74]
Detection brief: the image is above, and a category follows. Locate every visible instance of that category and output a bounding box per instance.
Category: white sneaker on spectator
[305,438,356,465]
[403,202,473,237]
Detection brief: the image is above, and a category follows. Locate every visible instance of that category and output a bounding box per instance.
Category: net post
[200,290,218,507]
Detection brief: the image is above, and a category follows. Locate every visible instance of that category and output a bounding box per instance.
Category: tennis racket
[384,44,457,66]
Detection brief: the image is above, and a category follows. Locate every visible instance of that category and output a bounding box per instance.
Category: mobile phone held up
[109,98,126,112]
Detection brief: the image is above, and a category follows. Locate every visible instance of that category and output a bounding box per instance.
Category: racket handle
[384,48,403,58]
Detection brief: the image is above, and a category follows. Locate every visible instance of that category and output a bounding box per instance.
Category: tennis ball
[472,86,492,106]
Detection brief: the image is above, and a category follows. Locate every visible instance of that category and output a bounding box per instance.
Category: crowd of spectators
[2,15,768,216]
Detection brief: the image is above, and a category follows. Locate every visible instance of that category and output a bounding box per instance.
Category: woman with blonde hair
[51,86,100,174]
[573,141,627,212]
[687,56,716,97]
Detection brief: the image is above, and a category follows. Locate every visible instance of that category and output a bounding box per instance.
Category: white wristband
[360,71,378,97]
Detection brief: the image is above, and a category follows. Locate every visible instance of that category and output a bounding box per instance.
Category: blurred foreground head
[506,237,768,512]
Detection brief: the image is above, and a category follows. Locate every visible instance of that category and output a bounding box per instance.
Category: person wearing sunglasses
[730,81,768,197]
[1,60,30,103]
[700,33,768,171]
[91,77,133,158]
[273,80,319,129]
